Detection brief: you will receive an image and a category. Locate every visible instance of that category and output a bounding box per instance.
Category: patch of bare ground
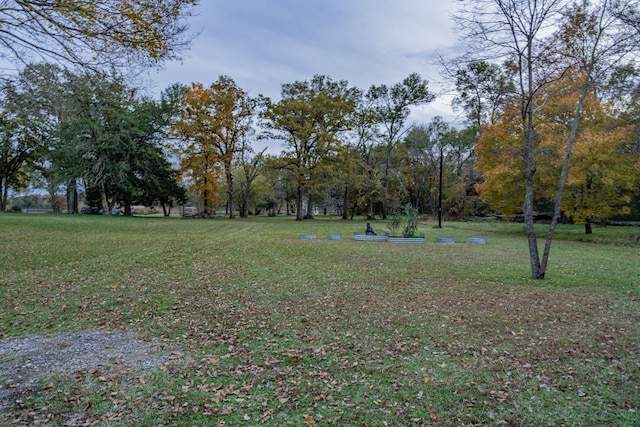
[0,329,167,414]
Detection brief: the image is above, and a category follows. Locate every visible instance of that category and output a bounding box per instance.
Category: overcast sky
[148,0,463,125]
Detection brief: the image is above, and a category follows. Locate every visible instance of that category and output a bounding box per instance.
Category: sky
[148,0,464,126]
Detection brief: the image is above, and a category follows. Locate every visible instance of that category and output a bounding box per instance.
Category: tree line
[0,68,451,221]
[3,53,638,227]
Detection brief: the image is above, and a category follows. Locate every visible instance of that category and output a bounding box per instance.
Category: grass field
[1,214,639,426]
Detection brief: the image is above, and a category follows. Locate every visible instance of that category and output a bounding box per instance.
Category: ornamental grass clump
[387,203,423,238]
[402,203,421,237]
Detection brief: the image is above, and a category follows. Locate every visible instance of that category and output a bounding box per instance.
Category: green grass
[1,214,639,426]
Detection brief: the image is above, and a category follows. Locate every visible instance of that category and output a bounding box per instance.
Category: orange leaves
[173,78,257,214]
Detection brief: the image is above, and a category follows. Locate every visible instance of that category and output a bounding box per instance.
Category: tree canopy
[0,0,197,69]
[173,77,257,217]
[262,75,359,221]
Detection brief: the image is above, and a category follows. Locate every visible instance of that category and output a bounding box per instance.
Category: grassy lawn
[1,214,638,426]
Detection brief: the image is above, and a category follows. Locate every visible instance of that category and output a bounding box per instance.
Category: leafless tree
[453,0,640,279]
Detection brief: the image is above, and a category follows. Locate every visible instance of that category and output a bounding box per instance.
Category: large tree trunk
[1,178,7,212]
[523,139,543,279]
[585,219,593,235]
[523,107,544,277]
[122,192,132,216]
[66,180,78,214]
[162,202,171,217]
[522,37,544,280]
[98,179,110,215]
[295,186,304,221]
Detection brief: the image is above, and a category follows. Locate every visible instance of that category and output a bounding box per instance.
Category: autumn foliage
[173,78,256,216]
[476,70,640,228]
[173,83,223,213]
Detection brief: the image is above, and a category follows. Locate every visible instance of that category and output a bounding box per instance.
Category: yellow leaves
[41,0,195,64]
[476,67,639,220]
[475,105,528,215]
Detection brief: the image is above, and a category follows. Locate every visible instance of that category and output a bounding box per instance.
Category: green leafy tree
[57,72,137,214]
[366,73,434,218]
[54,72,185,215]
[0,79,47,211]
[124,95,188,216]
[262,75,359,220]
[452,61,514,131]
[16,64,81,212]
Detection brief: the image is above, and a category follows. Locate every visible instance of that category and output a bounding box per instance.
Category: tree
[56,72,138,214]
[455,0,640,279]
[237,145,267,218]
[366,73,434,218]
[208,77,257,218]
[0,0,197,69]
[173,78,257,217]
[53,71,186,215]
[123,95,188,216]
[173,83,221,214]
[17,64,82,212]
[535,72,639,233]
[1,65,186,215]
[330,144,370,220]
[476,71,639,233]
[403,119,477,220]
[452,61,514,132]
[261,155,293,216]
[262,75,359,220]
[474,102,527,215]
[0,79,47,211]
[349,92,385,219]
[404,125,438,214]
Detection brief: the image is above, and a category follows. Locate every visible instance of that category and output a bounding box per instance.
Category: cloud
[150,0,462,123]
